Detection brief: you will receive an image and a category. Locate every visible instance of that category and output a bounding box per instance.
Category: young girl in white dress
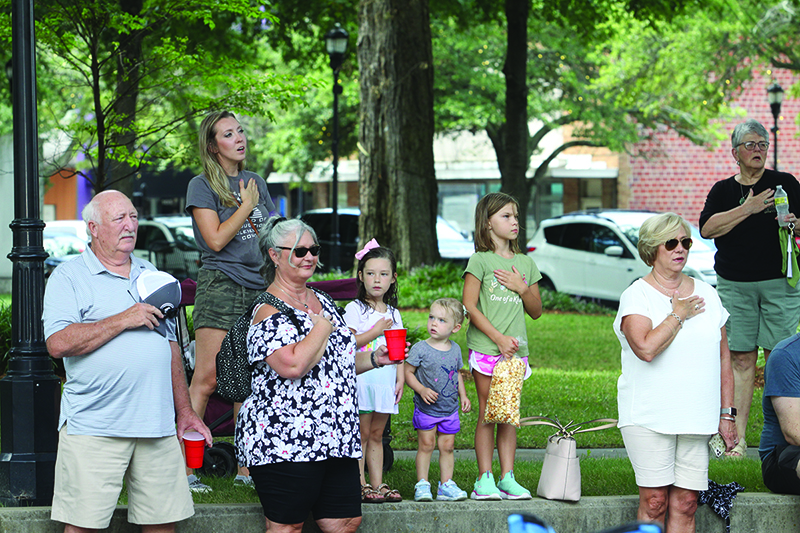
[343,242,404,503]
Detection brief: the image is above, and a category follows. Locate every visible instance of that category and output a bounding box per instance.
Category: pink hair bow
[355,238,380,260]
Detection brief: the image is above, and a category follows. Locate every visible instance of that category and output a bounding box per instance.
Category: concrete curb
[1,493,798,533]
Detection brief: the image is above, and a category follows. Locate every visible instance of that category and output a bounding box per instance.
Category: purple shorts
[412,407,461,434]
[468,350,532,380]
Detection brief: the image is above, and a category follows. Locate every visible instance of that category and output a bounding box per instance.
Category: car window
[559,223,593,252]
[590,225,625,254]
[172,226,196,244]
[340,214,359,246]
[303,215,331,242]
[543,225,565,245]
[136,226,164,250]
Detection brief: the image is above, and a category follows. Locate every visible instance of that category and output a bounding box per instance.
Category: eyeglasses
[276,245,321,258]
[664,238,693,251]
[736,141,769,152]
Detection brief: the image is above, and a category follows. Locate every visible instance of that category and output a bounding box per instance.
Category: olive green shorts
[192,269,264,331]
[717,275,800,352]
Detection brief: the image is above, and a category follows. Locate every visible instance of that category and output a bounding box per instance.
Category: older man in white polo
[43,190,211,532]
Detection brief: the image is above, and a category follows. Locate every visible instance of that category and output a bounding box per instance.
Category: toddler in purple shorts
[404,298,472,502]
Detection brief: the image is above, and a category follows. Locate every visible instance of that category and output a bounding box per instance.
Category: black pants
[762,444,800,494]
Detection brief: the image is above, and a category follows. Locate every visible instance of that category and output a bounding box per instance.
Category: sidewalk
[393,446,762,461]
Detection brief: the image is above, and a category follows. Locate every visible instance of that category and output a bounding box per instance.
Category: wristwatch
[720,407,737,416]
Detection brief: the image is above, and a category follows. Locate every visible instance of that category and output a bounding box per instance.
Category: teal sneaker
[414,479,433,502]
[470,471,501,500]
[497,471,531,500]
[437,479,468,501]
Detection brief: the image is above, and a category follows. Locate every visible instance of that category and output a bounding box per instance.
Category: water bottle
[775,185,790,227]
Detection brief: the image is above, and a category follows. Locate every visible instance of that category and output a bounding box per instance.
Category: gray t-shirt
[406,339,464,417]
[185,170,276,289]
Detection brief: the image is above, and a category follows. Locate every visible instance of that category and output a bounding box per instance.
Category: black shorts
[762,444,800,495]
[250,458,361,525]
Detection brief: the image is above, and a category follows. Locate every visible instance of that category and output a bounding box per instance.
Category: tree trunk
[498,0,530,245]
[358,0,438,269]
[106,0,144,197]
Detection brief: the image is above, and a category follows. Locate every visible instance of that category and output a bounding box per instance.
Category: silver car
[527,210,717,302]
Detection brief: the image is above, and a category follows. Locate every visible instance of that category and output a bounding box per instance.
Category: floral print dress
[235,295,360,466]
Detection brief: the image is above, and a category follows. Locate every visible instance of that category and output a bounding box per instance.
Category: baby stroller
[177,277,395,477]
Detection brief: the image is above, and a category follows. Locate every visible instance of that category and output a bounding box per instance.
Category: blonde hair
[431,297,467,326]
[637,213,692,267]
[198,110,245,208]
[473,192,522,254]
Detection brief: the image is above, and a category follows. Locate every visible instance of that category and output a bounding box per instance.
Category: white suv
[527,210,717,302]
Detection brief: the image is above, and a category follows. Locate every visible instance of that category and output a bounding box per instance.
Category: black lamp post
[0,0,61,507]
[324,24,348,271]
[767,81,785,171]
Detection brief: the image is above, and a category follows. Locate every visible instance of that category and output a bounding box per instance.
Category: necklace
[277,285,309,309]
[652,273,682,302]
[739,181,751,205]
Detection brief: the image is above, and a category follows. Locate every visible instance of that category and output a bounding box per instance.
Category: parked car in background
[45,220,89,242]
[134,216,202,280]
[300,208,475,272]
[527,210,717,302]
[43,230,87,277]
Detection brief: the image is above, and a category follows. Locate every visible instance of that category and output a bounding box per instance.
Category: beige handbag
[520,416,617,502]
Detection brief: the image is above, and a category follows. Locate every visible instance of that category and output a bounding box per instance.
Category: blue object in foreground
[507,514,663,533]
[507,514,556,533]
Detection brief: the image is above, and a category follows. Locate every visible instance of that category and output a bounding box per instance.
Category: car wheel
[538,275,555,292]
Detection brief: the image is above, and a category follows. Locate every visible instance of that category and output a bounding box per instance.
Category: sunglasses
[276,245,321,258]
[664,238,692,251]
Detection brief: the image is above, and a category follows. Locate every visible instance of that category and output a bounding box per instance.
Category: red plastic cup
[183,431,205,469]
[384,328,407,361]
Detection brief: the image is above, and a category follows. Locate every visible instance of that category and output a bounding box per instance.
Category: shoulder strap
[251,291,304,332]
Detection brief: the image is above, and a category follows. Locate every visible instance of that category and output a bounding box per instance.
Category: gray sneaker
[187,474,211,493]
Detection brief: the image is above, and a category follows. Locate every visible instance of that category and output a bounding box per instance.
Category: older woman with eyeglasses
[700,118,800,458]
[615,212,735,533]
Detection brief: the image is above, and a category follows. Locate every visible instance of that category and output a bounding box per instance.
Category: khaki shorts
[51,426,194,529]
[620,425,710,491]
[192,269,263,330]
[717,275,800,352]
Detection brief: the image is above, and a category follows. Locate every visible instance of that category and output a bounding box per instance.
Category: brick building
[624,68,800,227]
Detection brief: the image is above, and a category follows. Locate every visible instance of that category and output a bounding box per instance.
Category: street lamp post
[324,24,348,272]
[0,0,61,507]
[767,81,785,171]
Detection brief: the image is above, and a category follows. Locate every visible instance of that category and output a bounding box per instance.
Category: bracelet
[720,416,736,422]
[370,351,381,369]
[668,312,683,328]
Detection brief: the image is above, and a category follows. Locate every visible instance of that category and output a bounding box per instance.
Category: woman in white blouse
[614,212,737,533]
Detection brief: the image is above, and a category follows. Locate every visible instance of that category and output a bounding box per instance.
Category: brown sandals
[361,484,385,503]
[377,483,402,503]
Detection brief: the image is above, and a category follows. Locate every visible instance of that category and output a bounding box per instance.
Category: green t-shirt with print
[463,251,541,358]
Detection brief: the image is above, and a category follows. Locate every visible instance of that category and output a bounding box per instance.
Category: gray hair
[731,119,768,149]
[258,216,321,285]
[637,212,691,267]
